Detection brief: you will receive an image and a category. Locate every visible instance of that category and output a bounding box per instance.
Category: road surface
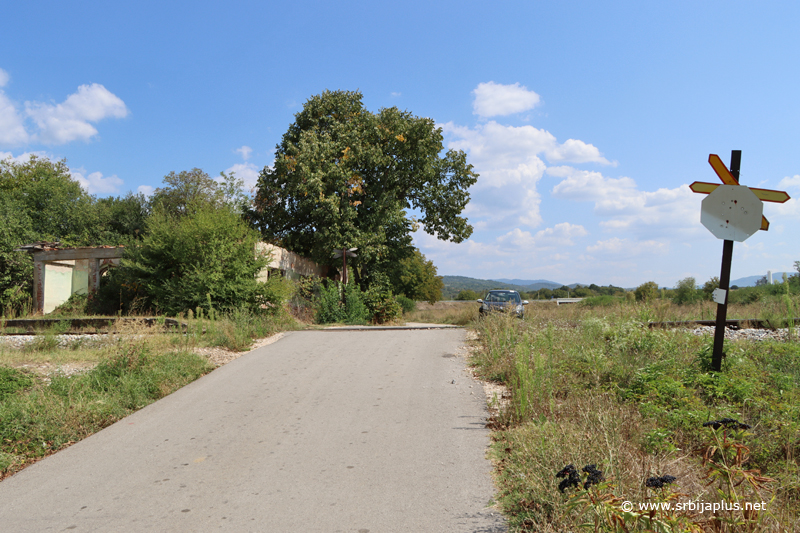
[0,329,505,532]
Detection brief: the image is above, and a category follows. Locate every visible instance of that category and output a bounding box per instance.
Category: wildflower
[645,474,677,489]
[702,418,751,430]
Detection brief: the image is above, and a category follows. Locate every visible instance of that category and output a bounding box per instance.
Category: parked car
[477,290,529,318]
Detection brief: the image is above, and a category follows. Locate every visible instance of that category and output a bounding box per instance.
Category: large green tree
[151,168,248,219]
[250,90,477,288]
[0,195,35,311]
[388,249,444,303]
[0,155,96,245]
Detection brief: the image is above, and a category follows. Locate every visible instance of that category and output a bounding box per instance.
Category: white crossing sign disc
[700,184,763,242]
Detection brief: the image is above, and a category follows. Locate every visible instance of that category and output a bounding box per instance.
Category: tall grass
[0,339,212,478]
[472,301,800,531]
[403,301,478,325]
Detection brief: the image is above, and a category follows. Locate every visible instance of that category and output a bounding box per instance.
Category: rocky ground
[689,325,795,342]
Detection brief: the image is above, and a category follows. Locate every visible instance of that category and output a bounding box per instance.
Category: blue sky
[2,1,798,287]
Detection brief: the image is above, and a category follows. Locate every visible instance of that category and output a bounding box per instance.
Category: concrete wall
[256,243,325,280]
[43,263,74,314]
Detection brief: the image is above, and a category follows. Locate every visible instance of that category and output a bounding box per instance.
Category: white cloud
[137,185,154,198]
[472,82,540,118]
[497,223,588,249]
[441,120,611,231]
[533,222,589,247]
[586,237,667,257]
[0,69,29,146]
[25,83,128,144]
[224,162,261,191]
[547,139,615,165]
[391,92,401,97]
[778,175,800,190]
[549,166,698,237]
[235,145,253,160]
[71,168,124,195]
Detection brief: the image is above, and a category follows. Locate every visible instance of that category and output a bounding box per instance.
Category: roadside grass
[0,306,297,478]
[0,338,213,478]
[472,300,800,532]
[404,301,478,325]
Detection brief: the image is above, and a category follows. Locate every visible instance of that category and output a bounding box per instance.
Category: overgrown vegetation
[471,294,800,531]
[0,338,213,478]
[293,277,402,325]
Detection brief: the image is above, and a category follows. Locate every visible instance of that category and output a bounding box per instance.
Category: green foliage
[0,155,96,245]
[313,281,370,325]
[0,367,34,402]
[93,192,150,245]
[0,342,211,471]
[455,289,480,301]
[389,249,443,303]
[702,276,720,299]
[673,276,700,305]
[363,283,402,324]
[250,89,477,288]
[50,292,89,316]
[634,281,659,302]
[0,195,35,314]
[95,201,272,315]
[396,294,416,314]
[151,168,247,218]
[314,282,346,324]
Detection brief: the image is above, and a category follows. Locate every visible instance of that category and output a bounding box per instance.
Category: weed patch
[472,302,800,531]
[0,340,212,479]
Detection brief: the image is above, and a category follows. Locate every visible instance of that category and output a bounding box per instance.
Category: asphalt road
[0,329,506,532]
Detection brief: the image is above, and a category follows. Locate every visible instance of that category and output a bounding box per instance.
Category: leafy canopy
[250,90,477,287]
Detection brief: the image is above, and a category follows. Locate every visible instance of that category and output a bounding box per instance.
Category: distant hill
[441,275,573,299]
[492,278,564,290]
[441,276,530,299]
[730,272,793,288]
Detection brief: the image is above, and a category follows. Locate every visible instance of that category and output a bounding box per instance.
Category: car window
[486,291,517,302]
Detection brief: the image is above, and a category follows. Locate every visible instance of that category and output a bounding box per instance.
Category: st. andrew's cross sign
[689,151,791,371]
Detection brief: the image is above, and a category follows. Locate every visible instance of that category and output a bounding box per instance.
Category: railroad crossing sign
[687,151,791,372]
[689,154,791,231]
[700,185,763,242]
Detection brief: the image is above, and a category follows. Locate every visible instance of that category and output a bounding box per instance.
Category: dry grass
[404,300,479,325]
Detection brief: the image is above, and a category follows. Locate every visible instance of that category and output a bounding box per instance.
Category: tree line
[2,90,470,317]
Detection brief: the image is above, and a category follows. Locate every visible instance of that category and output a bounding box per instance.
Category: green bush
[94,202,275,315]
[673,277,700,305]
[396,295,416,314]
[314,281,370,325]
[363,285,401,324]
[315,282,346,324]
[343,283,369,324]
[455,289,480,301]
[634,281,659,302]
